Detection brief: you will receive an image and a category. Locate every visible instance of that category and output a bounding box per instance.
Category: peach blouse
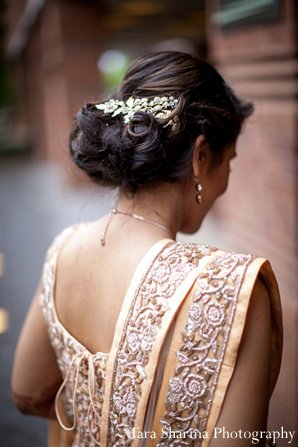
[40,225,283,447]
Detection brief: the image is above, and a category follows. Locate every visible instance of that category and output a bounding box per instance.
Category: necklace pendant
[100,207,170,246]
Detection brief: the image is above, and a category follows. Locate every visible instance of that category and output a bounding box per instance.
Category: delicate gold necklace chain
[100,207,169,246]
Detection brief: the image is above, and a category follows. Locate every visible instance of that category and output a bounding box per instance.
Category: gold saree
[40,225,282,447]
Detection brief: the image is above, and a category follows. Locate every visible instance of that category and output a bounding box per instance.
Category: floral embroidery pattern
[106,243,218,446]
[157,252,254,446]
[40,227,255,447]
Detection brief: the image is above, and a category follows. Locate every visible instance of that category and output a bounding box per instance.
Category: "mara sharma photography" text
[130,426,295,444]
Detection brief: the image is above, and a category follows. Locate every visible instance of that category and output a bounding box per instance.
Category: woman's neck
[116,184,185,241]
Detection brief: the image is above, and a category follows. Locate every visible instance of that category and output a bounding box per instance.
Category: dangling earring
[194,179,203,205]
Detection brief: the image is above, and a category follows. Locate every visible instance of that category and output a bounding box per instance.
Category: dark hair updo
[70,51,253,194]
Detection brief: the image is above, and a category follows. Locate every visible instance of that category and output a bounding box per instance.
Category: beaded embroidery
[156,251,254,446]
[106,242,219,446]
[95,95,179,128]
[39,226,257,447]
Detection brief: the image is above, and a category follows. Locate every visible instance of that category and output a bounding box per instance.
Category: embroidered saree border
[202,258,282,445]
[139,253,220,441]
[134,266,213,441]
[203,257,267,445]
[100,239,175,445]
[101,242,219,446]
[153,251,256,447]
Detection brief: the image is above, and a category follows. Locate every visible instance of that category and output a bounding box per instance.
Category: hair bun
[69,51,253,194]
[126,111,159,137]
[124,111,165,171]
[70,105,168,191]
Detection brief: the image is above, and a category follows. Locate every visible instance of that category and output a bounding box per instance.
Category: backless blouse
[40,224,283,447]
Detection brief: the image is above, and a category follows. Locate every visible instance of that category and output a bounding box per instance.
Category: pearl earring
[194,178,203,205]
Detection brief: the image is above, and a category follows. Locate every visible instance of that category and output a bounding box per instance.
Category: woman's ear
[192,134,206,178]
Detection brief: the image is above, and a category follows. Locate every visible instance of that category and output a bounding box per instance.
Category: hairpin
[95,95,179,128]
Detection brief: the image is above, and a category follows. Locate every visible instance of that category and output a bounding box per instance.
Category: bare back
[54,218,169,354]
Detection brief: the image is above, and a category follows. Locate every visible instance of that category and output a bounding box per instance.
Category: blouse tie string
[54,350,101,445]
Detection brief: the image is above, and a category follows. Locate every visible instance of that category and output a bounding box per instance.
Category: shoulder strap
[100,242,220,447]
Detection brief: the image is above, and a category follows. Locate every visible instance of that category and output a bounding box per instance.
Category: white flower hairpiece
[95,95,179,128]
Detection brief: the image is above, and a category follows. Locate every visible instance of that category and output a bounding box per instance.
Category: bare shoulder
[56,220,103,268]
[54,220,105,307]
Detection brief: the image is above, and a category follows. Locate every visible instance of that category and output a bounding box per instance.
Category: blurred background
[0,0,297,445]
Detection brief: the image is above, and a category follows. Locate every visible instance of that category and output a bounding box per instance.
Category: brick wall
[13,0,104,162]
[206,0,298,442]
